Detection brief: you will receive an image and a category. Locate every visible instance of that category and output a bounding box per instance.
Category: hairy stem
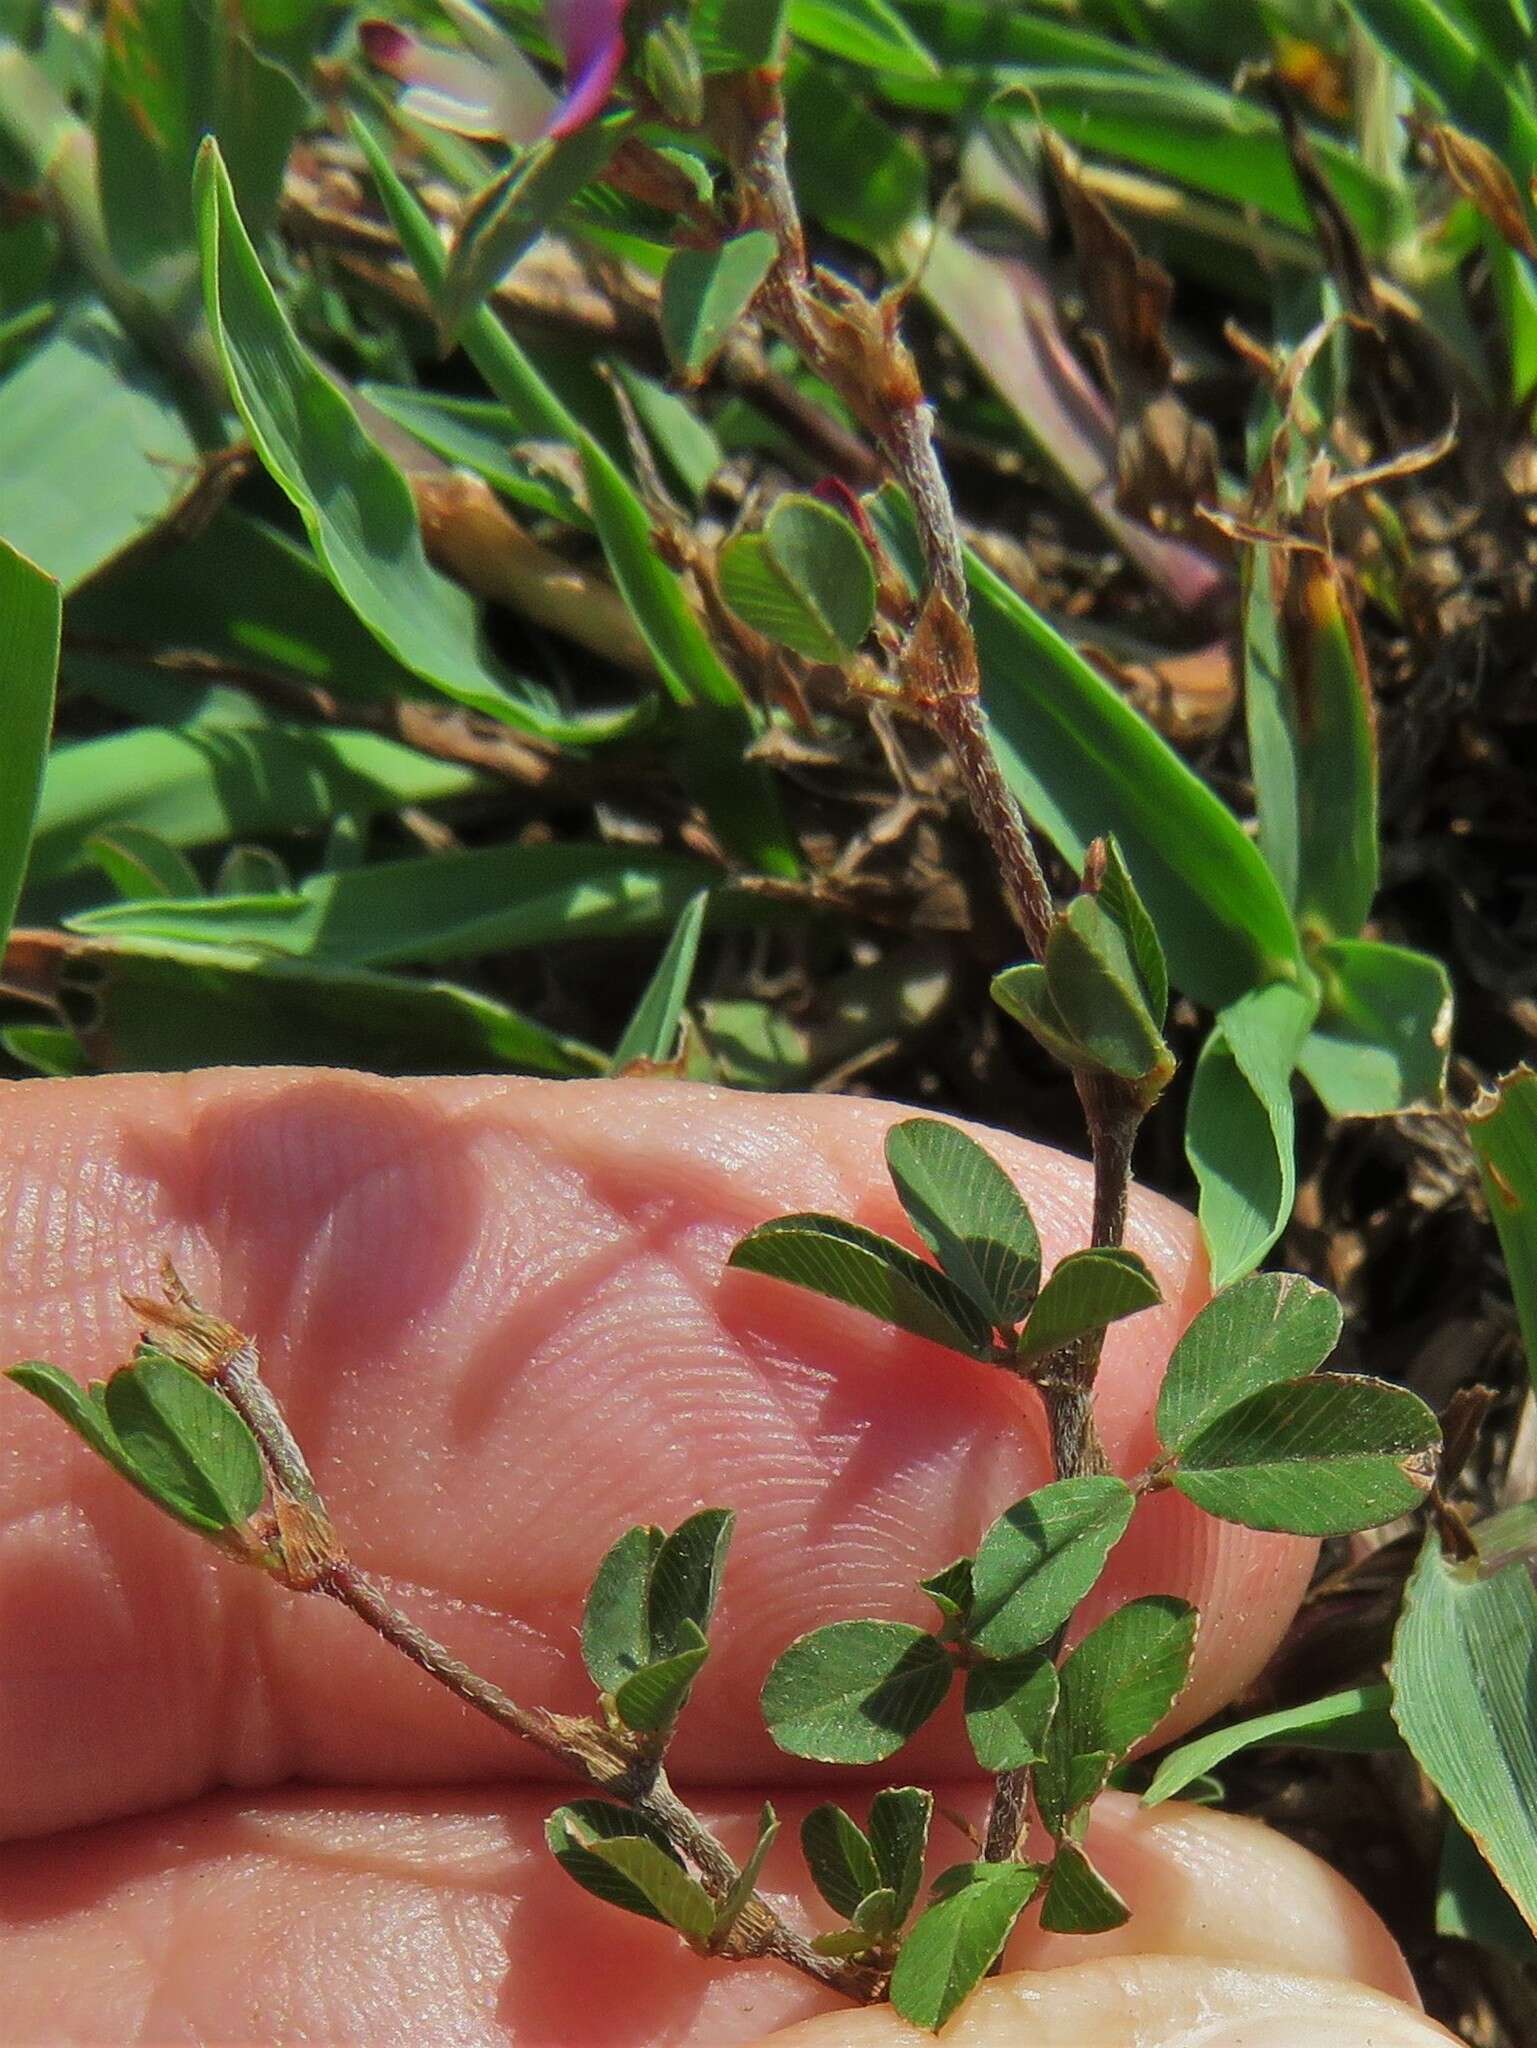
[715,75,1163,1879]
[321,1562,880,1996]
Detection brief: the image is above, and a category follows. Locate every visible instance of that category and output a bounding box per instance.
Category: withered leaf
[1409,114,1537,261]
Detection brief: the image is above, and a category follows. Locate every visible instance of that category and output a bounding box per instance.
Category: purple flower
[544,0,629,138]
[361,0,630,146]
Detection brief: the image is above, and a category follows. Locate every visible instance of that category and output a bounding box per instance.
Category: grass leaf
[1393,1520,1537,1938]
[0,539,58,957]
[1469,1067,1537,1393]
[610,891,710,1072]
[1143,1683,1398,1806]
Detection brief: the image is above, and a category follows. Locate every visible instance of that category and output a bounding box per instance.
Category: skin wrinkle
[0,1787,1439,2045]
[0,1070,1315,1826]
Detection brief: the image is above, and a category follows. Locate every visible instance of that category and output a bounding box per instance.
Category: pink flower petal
[360,5,553,146]
[544,0,628,137]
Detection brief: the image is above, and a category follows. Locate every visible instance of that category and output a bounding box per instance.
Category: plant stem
[715,72,1165,1877]
[320,1561,880,1996]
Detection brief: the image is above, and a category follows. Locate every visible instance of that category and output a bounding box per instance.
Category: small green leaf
[441,120,624,343]
[661,231,777,379]
[8,1362,142,1491]
[610,890,710,1073]
[1016,1249,1160,1364]
[810,1926,882,1957]
[1143,1683,1398,1806]
[919,1557,974,1634]
[1156,1272,1343,1459]
[1187,981,1317,1288]
[728,1213,995,1357]
[547,1809,714,1940]
[719,495,876,662]
[889,1862,1041,2031]
[583,1524,664,1693]
[969,1476,1135,1658]
[1039,1841,1130,1934]
[612,1625,710,1733]
[100,1353,266,1534]
[582,1508,732,1711]
[1093,837,1168,1028]
[883,1118,1041,1329]
[990,962,1093,1071]
[648,1508,735,1657]
[963,1652,1058,1771]
[1299,940,1451,1116]
[1393,1523,1537,1939]
[850,1886,898,1937]
[761,1620,953,1763]
[868,1787,933,1926]
[1037,1597,1198,1835]
[712,1802,780,1944]
[1046,895,1170,1083]
[85,825,204,903]
[801,1804,882,1917]
[1173,1375,1439,1535]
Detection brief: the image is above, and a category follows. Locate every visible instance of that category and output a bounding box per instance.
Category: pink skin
[0,1072,1439,2042]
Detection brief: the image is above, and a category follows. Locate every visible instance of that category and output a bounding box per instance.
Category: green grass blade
[41,936,605,1077]
[609,890,710,1072]
[30,725,481,885]
[0,540,59,956]
[68,841,719,968]
[1468,1067,1537,1393]
[1351,0,1537,180]
[1245,553,1378,941]
[0,307,202,592]
[193,141,602,741]
[1393,1522,1537,1938]
[1143,1684,1397,1806]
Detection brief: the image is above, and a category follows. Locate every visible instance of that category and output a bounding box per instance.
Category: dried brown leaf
[1409,114,1537,260]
